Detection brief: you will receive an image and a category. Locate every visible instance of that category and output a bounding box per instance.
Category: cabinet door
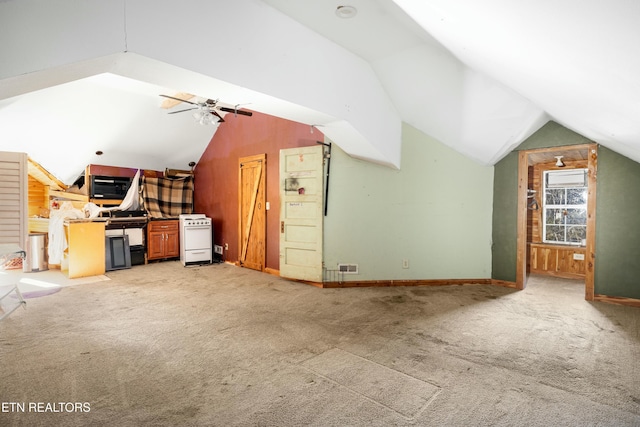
[147,231,166,260]
[165,230,180,257]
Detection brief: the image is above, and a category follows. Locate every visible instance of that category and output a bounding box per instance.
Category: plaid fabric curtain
[142,176,194,218]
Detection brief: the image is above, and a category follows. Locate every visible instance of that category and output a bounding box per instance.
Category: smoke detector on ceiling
[335,5,357,19]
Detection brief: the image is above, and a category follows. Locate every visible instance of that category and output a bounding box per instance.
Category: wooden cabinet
[529,243,585,279]
[147,220,179,260]
[63,220,105,278]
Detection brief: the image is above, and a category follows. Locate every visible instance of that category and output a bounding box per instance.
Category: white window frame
[542,169,588,246]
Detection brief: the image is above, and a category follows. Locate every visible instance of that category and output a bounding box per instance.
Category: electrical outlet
[214,245,223,255]
[402,259,409,269]
[224,243,229,251]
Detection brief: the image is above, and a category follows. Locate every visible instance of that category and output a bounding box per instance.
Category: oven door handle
[184,225,211,230]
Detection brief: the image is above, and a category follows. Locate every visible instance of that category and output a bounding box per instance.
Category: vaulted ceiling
[1,0,639,185]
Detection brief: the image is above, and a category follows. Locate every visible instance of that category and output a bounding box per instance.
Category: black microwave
[90,175,132,199]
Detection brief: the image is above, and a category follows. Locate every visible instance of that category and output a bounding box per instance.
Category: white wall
[323,123,494,280]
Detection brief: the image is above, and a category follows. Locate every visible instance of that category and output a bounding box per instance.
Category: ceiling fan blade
[210,110,225,123]
[218,107,253,116]
[168,107,197,114]
[160,94,198,107]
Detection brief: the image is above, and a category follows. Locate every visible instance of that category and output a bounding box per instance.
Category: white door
[279,145,324,282]
[0,152,28,247]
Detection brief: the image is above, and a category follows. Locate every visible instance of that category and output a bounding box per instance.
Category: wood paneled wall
[28,175,48,217]
[529,243,586,279]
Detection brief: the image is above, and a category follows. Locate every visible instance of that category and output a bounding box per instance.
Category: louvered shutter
[0,152,28,247]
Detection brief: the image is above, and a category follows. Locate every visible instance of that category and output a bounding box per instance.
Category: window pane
[546,208,564,225]
[567,226,586,243]
[543,169,588,245]
[545,225,564,242]
[545,189,565,205]
[566,208,587,225]
[567,188,587,205]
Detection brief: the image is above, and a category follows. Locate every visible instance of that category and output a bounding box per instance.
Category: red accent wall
[194,111,322,271]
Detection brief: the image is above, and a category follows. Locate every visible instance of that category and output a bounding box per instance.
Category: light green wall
[323,123,494,281]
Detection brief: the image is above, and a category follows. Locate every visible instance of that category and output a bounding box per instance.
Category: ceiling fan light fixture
[555,155,565,167]
[192,110,219,126]
[335,5,357,19]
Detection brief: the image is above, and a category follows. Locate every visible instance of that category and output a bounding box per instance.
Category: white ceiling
[1,0,639,185]
[0,74,217,183]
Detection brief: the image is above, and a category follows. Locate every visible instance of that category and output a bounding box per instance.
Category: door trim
[516,144,597,300]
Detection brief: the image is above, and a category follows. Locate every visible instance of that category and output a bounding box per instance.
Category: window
[543,169,587,245]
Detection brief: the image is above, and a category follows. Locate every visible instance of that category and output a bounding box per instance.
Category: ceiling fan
[160,94,253,125]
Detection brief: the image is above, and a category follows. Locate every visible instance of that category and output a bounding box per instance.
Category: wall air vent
[337,263,359,274]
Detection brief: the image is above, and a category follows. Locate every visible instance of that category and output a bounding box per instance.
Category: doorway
[516,144,597,300]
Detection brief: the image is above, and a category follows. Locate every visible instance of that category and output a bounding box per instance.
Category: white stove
[180,214,212,227]
[179,214,212,266]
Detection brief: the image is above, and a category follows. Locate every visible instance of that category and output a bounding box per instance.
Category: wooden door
[238,154,266,271]
[279,145,324,282]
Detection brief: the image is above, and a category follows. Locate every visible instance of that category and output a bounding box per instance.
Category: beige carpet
[1,261,639,426]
